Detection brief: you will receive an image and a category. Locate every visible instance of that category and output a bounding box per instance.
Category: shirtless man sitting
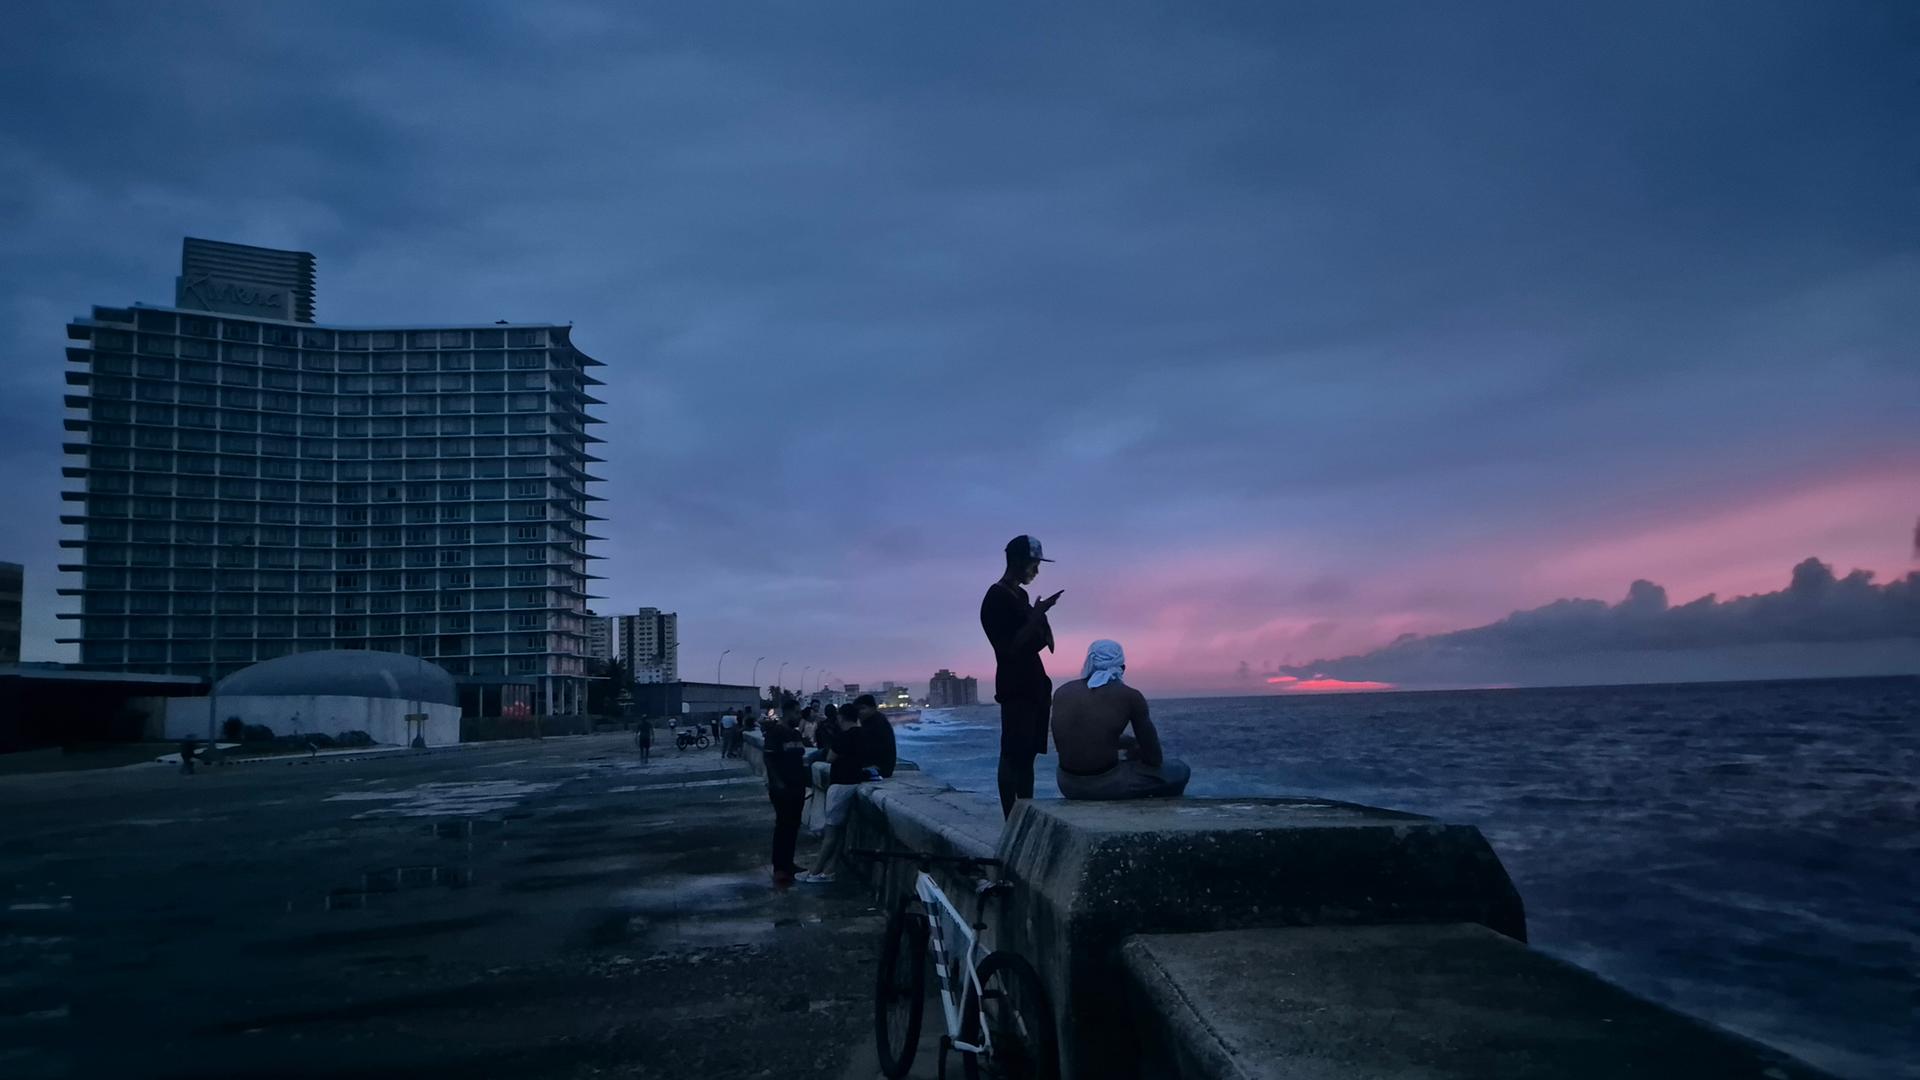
[1050,639,1191,800]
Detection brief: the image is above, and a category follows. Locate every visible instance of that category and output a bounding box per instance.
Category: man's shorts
[998,695,1051,757]
[824,783,861,826]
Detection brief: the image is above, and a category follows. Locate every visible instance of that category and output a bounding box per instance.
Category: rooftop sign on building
[173,237,316,322]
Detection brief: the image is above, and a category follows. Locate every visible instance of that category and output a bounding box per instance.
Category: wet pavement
[0,735,889,1079]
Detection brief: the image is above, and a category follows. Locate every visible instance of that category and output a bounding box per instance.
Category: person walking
[980,534,1061,817]
[635,718,653,765]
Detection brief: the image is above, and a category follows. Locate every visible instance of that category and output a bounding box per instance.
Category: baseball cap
[1005,535,1054,563]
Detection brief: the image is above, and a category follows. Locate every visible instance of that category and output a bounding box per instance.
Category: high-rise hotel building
[616,608,678,683]
[57,239,606,716]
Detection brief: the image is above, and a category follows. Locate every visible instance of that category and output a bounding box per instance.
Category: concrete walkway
[0,734,892,1079]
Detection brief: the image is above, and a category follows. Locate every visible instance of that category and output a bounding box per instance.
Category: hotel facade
[57,239,607,717]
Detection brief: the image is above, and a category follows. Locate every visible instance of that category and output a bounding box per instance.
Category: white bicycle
[857,849,1058,1080]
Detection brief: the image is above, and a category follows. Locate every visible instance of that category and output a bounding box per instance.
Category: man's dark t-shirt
[981,581,1053,755]
[763,723,808,796]
[981,582,1053,701]
[828,726,868,786]
[861,714,897,779]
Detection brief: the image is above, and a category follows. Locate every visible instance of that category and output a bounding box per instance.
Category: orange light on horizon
[1266,675,1396,692]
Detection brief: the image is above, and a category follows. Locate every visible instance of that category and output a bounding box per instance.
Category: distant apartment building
[584,612,613,662]
[616,608,678,683]
[927,668,979,708]
[865,681,914,709]
[0,562,22,664]
[57,238,607,717]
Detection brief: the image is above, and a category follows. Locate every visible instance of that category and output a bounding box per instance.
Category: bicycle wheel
[696,734,711,750]
[874,894,929,1079]
[961,951,1058,1080]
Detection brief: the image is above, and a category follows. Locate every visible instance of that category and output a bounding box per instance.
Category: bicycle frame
[856,846,1019,1074]
[914,868,994,1057]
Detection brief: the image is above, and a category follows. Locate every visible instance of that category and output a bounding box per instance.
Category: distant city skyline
[2,5,1915,695]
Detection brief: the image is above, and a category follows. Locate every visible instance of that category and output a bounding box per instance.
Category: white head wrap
[1079,639,1126,689]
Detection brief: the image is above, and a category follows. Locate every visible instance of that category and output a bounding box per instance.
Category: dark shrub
[221,717,245,742]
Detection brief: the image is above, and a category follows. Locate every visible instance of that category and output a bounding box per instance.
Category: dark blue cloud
[2,2,1915,687]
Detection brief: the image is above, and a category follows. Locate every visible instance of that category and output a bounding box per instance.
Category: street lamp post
[717,649,731,685]
[801,666,811,694]
[776,661,788,702]
[751,656,765,691]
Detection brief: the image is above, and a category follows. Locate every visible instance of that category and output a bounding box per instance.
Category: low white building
[163,650,462,746]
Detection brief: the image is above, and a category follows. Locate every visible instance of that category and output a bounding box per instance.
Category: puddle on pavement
[612,872,764,917]
[585,871,791,948]
[669,916,778,945]
[326,779,560,819]
[591,912,789,949]
[325,865,471,911]
[429,818,504,841]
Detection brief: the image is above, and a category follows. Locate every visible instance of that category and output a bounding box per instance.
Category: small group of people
[629,705,754,765]
[761,694,896,885]
[749,533,1185,887]
[983,535,1191,816]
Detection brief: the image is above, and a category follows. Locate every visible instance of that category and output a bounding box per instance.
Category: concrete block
[996,798,1526,1080]
[1121,924,1835,1080]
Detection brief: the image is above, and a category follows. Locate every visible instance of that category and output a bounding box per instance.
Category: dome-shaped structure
[215,650,458,707]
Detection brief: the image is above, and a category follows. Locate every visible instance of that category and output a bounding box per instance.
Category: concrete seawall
[743,730,1835,1079]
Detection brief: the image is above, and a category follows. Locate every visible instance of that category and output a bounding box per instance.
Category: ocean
[892,676,1919,1080]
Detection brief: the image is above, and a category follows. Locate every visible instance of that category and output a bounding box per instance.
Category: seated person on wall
[1051,639,1191,800]
[853,693,898,779]
[797,697,876,885]
[804,705,838,765]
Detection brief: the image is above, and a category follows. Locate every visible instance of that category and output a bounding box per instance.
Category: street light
[717,648,731,684]
[751,656,766,690]
[801,666,811,694]
[776,661,788,698]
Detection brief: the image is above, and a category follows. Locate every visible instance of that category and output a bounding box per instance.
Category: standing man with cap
[980,535,1062,817]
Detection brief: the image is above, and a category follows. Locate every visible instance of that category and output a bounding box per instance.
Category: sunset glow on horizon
[1266,675,1399,693]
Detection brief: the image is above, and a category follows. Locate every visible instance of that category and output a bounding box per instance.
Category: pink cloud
[1526,465,1919,604]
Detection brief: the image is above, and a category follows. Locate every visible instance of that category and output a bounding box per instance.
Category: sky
[1,2,1915,696]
